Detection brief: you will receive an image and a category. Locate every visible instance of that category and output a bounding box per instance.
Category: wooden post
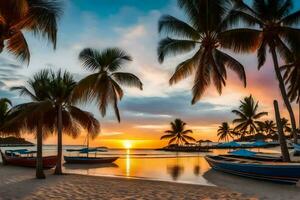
[274,100,290,162]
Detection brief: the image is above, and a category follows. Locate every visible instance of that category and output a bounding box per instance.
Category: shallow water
[0,145,280,186]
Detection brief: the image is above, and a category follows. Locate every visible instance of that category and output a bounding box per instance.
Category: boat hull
[64,156,119,164]
[1,151,57,169]
[205,155,300,184]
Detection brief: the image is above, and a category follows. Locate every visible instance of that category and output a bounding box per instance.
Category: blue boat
[292,143,300,156]
[205,155,300,184]
[227,149,282,162]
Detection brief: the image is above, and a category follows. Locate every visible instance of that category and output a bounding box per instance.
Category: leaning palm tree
[0,0,62,63]
[223,0,300,143]
[160,119,195,145]
[217,122,235,142]
[12,69,100,176]
[232,95,268,136]
[73,47,143,122]
[157,0,246,104]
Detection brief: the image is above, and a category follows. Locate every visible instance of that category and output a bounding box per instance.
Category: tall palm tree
[157,0,246,104]
[12,69,100,176]
[217,122,235,142]
[223,0,300,143]
[281,46,300,134]
[232,95,268,136]
[160,119,195,145]
[10,70,53,179]
[73,47,143,122]
[0,0,62,63]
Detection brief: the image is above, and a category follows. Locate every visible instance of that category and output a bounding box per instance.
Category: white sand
[0,165,255,200]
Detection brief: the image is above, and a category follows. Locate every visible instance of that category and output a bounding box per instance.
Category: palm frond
[253,111,268,119]
[10,86,38,101]
[157,37,196,63]
[182,135,195,142]
[160,134,175,140]
[257,39,267,70]
[169,49,202,85]
[158,15,200,40]
[71,73,100,104]
[79,48,101,71]
[191,53,210,104]
[219,28,261,53]
[101,48,132,72]
[6,31,30,64]
[214,49,246,87]
[221,9,262,30]
[281,10,300,25]
[68,106,100,139]
[21,0,63,49]
[112,72,143,90]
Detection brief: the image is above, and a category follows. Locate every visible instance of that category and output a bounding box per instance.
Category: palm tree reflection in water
[194,154,201,176]
[167,154,184,181]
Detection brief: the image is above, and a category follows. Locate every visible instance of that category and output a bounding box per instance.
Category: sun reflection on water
[126,149,131,176]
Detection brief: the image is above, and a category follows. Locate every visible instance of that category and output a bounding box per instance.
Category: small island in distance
[0,137,34,147]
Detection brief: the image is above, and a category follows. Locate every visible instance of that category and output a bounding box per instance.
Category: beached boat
[64,134,118,164]
[205,155,300,184]
[1,149,57,169]
[64,156,119,164]
[226,149,282,162]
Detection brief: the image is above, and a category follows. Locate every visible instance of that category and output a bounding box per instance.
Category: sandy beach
[0,165,256,200]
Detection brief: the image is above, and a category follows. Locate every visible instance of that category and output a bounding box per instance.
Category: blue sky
[0,0,299,147]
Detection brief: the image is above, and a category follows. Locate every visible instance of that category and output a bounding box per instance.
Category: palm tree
[263,120,277,135]
[223,0,300,143]
[281,117,291,134]
[10,70,53,179]
[232,95,268,136]
[217,122,235,142]
[157,0,246,104]
[12,69,100,176]
[160,119,195,145]
[281,46,300,135]
[0,98,12,126]
[73,48,143,122]
[0,0,62,63]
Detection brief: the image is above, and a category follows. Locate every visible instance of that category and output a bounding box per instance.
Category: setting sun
[123,140,133,149]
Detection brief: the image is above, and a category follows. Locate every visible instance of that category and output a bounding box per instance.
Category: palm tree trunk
[274,100,290,162]
[270,45,298,144]
[54,104,63,175]
[36,117,45,179]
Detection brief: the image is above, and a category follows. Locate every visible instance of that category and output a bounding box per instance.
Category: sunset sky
[0,0,299,148]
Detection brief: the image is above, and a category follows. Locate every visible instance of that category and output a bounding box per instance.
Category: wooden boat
[64,156,119,164]
[205,155,300,184]
[64,133,118,164]
[1,150,57,169]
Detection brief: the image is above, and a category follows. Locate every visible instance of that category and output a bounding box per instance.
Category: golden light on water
[123,140,133,149]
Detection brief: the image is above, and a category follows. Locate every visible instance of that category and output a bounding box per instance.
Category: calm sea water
[0,145,280,186]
